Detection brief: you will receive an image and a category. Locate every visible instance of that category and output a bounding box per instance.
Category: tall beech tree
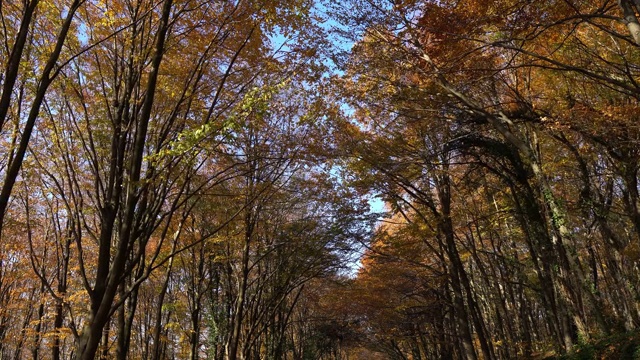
[327,0,640,357]
[0,0,351,358]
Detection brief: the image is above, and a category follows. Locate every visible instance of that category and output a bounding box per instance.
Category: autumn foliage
[2,0,640,359]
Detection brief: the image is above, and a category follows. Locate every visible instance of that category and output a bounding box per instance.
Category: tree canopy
[1,0,640,359]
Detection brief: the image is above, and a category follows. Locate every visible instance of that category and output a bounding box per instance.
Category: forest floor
[548,330,640,359]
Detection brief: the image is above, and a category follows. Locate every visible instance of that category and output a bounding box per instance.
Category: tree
[2,0,338,358]
[328,0,640,356]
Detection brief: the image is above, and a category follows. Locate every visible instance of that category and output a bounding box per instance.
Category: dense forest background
[1,0,640,359]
